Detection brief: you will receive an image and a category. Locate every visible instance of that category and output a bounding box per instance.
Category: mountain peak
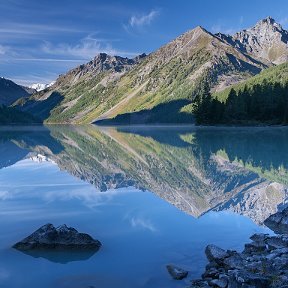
[194,25,205,31]
[229,17,288,64]
[253,16,283,31]
[191,25,211,36]
[260,16,276,25]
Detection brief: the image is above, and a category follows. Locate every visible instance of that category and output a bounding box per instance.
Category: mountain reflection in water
[0,125,287,225]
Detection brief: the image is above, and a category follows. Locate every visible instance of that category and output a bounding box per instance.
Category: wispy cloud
[130,216,157,232]
[211,16,245,35]
[10,74,59,86]
[124,9,160,33]
[0,34,139,71]
[123,210,157,232]
[239,16,244,25]
[0,23,83,36]
[0,45,8,55]
[0,190,10,200]
[14,58,85,62]
[41,36,139,59]
[211,24,237,35]
[129,10,159,28]
[41,37,114,59]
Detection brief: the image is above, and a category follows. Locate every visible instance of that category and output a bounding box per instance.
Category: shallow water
[0,125,287,288]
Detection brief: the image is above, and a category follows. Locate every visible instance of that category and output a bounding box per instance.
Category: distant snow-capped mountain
[29,81,55,92]
[29,154,56,164]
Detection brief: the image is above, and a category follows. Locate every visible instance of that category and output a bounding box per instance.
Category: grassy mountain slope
[214,62,288,101]
[95,28,265,124]
[193,63,288,125]
[15,27,265,124]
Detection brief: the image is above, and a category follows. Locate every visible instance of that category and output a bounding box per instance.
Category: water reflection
[1,125,287,288]
[17,250,98,264]
[0,125,287,224]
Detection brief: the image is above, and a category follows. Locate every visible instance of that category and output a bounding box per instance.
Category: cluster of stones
[188,207,288,288]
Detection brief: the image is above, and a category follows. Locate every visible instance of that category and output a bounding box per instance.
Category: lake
[0,125,287,288]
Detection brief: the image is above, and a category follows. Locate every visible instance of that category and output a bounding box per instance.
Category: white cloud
[41,36,138,59]
[129,10,159,28]
[0,45,8,55]
[211,24,237,35]
[239,16,244,25]
[0,23,82,36]
[0,191,10,200]
[211,16,245,35]
[14,58,85,62]
[130,216,157,232]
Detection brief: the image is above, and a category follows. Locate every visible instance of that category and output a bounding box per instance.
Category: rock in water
[264,207,288,234]
[166,264,188,280]
[13,224,102,251]
[205,245,229,263]
[188,207,288,288]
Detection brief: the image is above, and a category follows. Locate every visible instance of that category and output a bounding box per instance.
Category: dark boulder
[205,245,228,264]
[166,264,188,280]
[13,223,102,251]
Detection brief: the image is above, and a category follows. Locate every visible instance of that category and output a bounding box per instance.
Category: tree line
[193,80,288,125]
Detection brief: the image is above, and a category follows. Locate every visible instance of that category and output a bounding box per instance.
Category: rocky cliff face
[217,17,288,65]
[55,53,146,86]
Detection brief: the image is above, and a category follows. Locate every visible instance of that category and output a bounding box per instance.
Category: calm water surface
[0,125,287,288]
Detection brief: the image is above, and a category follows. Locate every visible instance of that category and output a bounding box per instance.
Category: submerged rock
[166,264,188,280]
[13,223,102,251]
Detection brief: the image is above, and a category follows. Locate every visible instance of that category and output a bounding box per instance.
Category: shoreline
[186,207,288,288]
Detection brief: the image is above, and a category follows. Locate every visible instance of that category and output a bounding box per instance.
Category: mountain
[0,77,32,106]
[217,17,288,65]
[14,17,288,124]
[14,53,146,122]
[29,81,56,92]
[0,77,41,124]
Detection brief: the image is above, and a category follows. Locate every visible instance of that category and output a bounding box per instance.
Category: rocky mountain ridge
[10,17,288,124]
[55,52,147,87]
[217,16,288,65]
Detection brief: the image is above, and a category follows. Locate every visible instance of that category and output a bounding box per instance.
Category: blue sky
[0,0,288,86]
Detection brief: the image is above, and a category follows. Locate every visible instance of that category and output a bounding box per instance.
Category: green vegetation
[194,63,288,125]
[0,105,40,125]
[214,62,288,101]
[17,40,258,125]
